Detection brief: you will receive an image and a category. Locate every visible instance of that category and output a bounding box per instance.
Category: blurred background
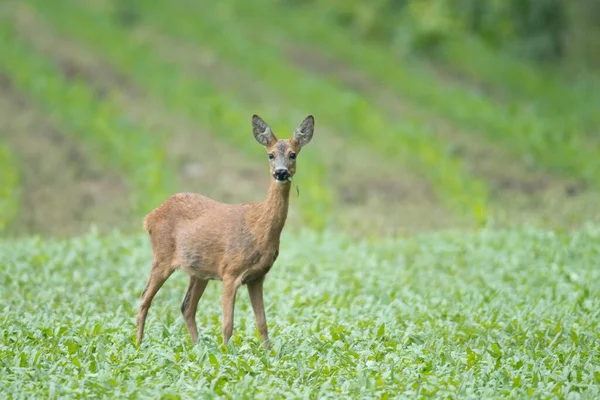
[0,0,599,238]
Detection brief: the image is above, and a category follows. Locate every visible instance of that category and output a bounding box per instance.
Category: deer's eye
[289,152,297,160]
[268,153,275,160]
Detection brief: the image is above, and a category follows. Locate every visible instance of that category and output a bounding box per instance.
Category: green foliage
[393,0,462,54]
[0,21,175,216]
[284,0,582,62]
[2,226,600,397]
[0,142,20,233]
[451,0,566,60]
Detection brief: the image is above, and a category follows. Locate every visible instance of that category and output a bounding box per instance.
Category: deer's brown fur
[136,115,314,348]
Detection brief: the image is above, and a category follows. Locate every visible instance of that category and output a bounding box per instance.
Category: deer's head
[252,115,314,184]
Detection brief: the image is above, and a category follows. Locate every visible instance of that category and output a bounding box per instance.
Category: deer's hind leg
[181,276,209,343]
[247,276,270,349]
[221,276,241,346]
[136,260,175,346]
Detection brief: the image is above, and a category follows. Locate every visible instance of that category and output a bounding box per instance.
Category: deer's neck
[254,180,291,242]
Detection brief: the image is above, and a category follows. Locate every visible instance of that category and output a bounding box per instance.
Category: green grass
[0,19,176,215]
[1,226,599,398]
[27,0,334,230]
[0,141,20,233]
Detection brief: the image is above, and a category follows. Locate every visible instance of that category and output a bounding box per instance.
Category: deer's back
[144,192,219,233]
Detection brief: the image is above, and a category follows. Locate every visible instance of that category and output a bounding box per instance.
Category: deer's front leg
[221,276,239,346]
[247,276,270,349]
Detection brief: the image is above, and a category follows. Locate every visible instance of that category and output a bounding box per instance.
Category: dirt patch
[0,73,129,236]
[283,43,600,229]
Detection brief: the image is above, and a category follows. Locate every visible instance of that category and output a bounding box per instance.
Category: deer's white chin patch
[275,178,292,185]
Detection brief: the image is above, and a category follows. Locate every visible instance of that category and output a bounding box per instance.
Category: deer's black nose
[274,169,290,181]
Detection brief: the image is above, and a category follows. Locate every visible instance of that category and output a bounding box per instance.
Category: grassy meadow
[2,227,600,398]
[1,0,599,398]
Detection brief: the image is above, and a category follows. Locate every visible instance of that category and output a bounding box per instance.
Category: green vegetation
[2,226,600,397]
[0,142,20,232]
[290,0,600,65]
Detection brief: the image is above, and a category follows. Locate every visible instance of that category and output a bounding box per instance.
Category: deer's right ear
[292,115,314,148]
[252,115,276,146]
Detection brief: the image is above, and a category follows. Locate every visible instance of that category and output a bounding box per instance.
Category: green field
[1,0,600,397]
[2,227,599,398]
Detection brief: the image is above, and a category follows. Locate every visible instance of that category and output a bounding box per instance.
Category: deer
[135,114,315,349]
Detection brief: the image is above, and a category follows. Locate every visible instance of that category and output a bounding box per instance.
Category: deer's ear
[252,115,276,146]
[292,115,314,148]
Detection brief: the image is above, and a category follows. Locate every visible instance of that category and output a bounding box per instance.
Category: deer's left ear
[252,114,277,146]
[292,115,314,148]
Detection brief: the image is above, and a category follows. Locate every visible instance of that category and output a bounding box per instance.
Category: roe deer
[136,114,315,349]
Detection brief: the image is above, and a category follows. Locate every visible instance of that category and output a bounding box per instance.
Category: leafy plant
[1,225,600,397]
